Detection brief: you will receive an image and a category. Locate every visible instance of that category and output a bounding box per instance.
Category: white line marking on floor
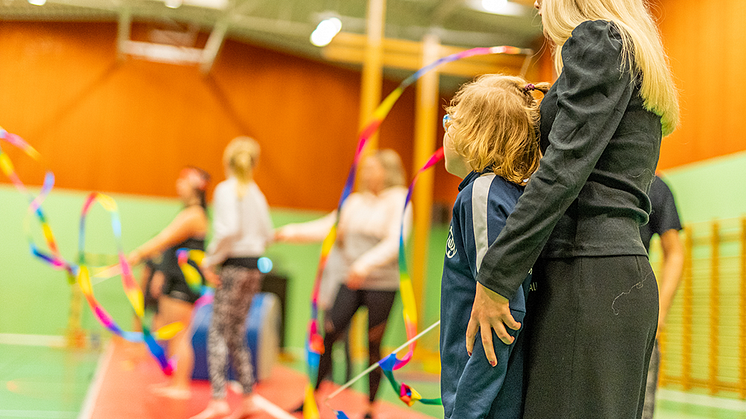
[0,334,65,347]
[0,411,76,418]
[658,388,746,412]
[252,394,298,419]
[77,342,114,419]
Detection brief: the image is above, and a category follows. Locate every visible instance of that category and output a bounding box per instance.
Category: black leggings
[316,284,397,403]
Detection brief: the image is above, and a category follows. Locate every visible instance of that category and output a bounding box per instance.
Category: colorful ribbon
[76,192,177,373]
[0,129,71,279]
[323,150,444,418]
[305,45,532,418]
[176,248,206,294]
[0,128,179,374]
[390,148,444,370]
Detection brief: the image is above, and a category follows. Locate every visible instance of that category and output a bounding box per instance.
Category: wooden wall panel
[0,22,416,211]
[655,0,746,169]
[0,21,554,212]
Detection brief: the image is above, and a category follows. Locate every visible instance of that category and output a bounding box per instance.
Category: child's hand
[466,283,521,367]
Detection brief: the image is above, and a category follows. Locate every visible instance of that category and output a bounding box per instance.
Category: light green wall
[0,186,184,337]
[0,185,448,354]
[661,150,746,224]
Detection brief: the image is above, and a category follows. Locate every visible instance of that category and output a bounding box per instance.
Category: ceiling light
[28,0,46,5]
[469,0,527,16]
[310,17,342,47]
[164,0,182,9]
[482,0,508,13]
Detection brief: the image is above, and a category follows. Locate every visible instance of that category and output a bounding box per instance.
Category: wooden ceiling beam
[430,0,465,26]
[322,32,532,78]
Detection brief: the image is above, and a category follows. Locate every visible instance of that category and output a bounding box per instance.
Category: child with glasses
[440,74,549,419]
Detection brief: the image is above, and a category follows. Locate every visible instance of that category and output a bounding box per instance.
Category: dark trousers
[316,284,397,403]
[522,255,658,419]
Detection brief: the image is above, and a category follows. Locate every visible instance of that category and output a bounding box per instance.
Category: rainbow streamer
[373,149,445,409]
[0,128,179,374]
[0,128,71,279]
[390,148,444,370]
[176,248,206,294]
[309,45,531,418]
[324,150,444,417]
[77,192,175,374]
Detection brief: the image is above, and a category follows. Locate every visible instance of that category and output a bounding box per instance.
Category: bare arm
[273,211,337,243]
[129,207,208,265]
[657,229,684,335]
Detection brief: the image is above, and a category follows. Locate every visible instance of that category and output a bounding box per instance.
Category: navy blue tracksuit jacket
[440,170,533,419]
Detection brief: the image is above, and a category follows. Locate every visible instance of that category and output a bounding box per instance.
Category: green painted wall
[0,186,183,337]
[661,150,746,224]
[0,185,449,355]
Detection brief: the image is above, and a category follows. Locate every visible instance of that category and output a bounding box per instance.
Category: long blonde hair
[539,0,679,135]
[446,74,549,185]
[371,149,406,190]
[223,136,260,196]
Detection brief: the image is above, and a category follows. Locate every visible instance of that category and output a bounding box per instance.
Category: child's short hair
[446,74,550,185]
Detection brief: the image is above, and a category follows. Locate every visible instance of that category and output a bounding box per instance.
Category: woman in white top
[191,137,273,419]
[275,149,412,419]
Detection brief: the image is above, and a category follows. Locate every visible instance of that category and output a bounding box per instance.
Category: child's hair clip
[523,83,536,93]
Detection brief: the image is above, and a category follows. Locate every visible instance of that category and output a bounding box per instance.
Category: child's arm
[452,309,526,418]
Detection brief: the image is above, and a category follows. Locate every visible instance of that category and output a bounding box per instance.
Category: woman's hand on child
[466,282,521,367]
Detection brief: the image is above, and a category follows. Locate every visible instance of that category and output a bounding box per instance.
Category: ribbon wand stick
[324,320,441,405]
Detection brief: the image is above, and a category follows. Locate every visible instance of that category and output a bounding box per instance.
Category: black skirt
[522,255,658,419]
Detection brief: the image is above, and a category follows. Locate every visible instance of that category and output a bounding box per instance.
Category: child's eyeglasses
[443,114,452,131]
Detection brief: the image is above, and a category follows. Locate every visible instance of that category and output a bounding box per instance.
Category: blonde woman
[191,137,273,419]
[275,149,412,419]
[468,0,679,418]
[440,74,549,419]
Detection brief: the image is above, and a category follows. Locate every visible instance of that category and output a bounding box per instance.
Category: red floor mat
[86,339,434,419]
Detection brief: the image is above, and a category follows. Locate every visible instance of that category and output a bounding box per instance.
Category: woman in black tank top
[128,166,210,399]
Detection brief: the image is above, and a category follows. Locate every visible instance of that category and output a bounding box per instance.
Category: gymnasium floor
[2,339,746,419]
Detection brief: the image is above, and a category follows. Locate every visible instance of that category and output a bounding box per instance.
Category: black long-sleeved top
[476,20,663,299]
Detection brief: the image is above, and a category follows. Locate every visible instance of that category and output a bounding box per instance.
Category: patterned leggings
[207,265,262,399]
